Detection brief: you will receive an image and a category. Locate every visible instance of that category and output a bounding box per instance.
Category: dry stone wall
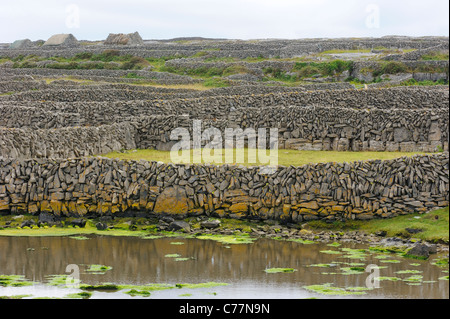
[1,105,447,159]
[1,37,447,59]
[0,154,448,222]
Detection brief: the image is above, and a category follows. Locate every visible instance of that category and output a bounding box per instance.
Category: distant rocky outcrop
[9,39,32,49]
[43,34,79,47]
[104,32,144,45]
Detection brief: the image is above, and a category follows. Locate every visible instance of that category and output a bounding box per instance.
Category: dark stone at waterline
[96,222,108,230]
[375,230,387,237]
[20,220,36,228]
[71,219,86,228]
[407,243,438,259]
[39,212,56,223]
[168,221,191,232]
[201,220,221,229]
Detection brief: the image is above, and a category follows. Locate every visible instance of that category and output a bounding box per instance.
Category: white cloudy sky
[0,0,448,42]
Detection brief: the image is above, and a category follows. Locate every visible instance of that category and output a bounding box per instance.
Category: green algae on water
[0,275,35,287]
[395,270,423,275]
[85,264,113,274]
[64,292,92,299]
[175,282,229,289]
[165,254,182,258]
[303,283,367,296]
[375,276,402,282]
[196,234,256,245]
[125,289,151,297]
[319,250,342,255]
[264,268,297,273]
[170,242,185,245]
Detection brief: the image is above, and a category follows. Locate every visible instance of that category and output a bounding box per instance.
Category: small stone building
[104,32,144,45]
[43,34,79,47]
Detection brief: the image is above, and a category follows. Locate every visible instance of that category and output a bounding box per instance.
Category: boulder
[168,221,191,232]
[96,222,108,230]
[10,39,32,49]
[71,219,87,228]
[39,212,56,224]
[407,243,437,259]
[20,220,36,228]
[153,186,189,216]
[201,220,221,229]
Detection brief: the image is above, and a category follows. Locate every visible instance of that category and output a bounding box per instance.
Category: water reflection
[0,236,448,299]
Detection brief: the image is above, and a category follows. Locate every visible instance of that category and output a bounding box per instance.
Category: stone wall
[0,123,136,159]
[0,154,448,221]
[1,105,448,159]
[1,36,447,59]
[2,85,448,109]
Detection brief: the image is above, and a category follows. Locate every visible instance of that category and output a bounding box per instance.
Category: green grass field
[308,207,449,243]
[102,149,432,167]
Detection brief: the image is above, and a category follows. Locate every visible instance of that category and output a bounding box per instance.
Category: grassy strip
[101,149,432,167]
[308,207,449,243]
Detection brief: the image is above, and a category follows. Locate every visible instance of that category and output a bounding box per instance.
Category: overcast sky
[0,0,448,42]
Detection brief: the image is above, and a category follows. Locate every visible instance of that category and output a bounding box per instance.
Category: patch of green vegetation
[203,77,231,88]
[303,283,367,296]
[118,283,174,292]
[340,248,368,260]
[340,267,366,275]
[179,293,193,297]
[375,276,402,282]
[327,242,341,247]
[308,263,338,268]
[264,268,297,273]
[101,148,431,168]
[308,207,449,243]
[373,61,409,77]
[320,250,342,255]
[165,254,182,258]
[175,257,195,262]
[123,72,146,79]
[170,242,185,245]
[380,259,401,264]
[69,236,90,240]
[0,275,35,287]
[421,51,450,61]
[439,276,449,281]
[64,292,92,299]
[403,275,423,283]
[395,270,423,274]
[85,264,113,274]
[45,274,80,287]
[175,282,229,289]
[431,257,449,268]
[125,289,151,297]
[399,79,448,87]
[195,233,255,245]
[0,295,33,299]
[293,60,354,78]
[287,238,315,245]
[79,283,120,291]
